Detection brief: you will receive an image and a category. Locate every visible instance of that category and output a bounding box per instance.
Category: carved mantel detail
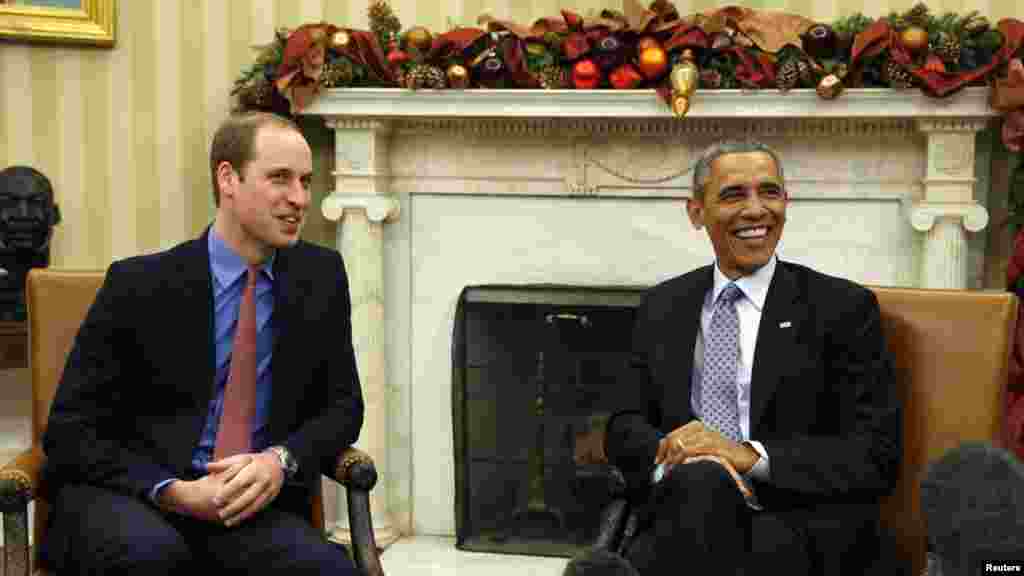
[909,202,990,233]
[321,194,400,223]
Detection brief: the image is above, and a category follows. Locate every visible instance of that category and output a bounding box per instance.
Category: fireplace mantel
[302,87,998,546]
[306,86,996,120]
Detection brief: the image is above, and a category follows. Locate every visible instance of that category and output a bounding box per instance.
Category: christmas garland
[233,0,1024,135]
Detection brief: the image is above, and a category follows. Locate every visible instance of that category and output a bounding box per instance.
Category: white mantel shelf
[305,86,998,120]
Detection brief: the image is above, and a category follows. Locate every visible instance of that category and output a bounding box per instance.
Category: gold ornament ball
[447,64,470,89]
[404,26,433,52]
[816,74,844,99]
[638,45,669,80]
[899,26,929,53]
[332,30,351,49]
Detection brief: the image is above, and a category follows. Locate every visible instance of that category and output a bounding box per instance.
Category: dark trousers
[41,484,357,575]
[625,461,811,576]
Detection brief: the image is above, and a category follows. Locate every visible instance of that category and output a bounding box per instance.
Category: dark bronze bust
[0,166,61,321]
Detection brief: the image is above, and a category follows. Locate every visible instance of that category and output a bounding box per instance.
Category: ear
[686,197,704,230]
[216,161,238,200]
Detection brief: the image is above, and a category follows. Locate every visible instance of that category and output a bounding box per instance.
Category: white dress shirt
[691,256,775,481]
[652,256,776,493]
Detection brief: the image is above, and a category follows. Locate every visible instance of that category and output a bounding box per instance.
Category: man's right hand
[155,455,253,523]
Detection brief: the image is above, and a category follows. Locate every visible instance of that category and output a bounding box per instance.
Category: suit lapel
[178,229,217,424]
[661,267,712,431]
[268,247,298,440]
[749,261,802,435]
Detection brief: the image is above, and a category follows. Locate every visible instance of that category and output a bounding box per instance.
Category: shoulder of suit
[106,238,195,276]
[642,265,712,308]
[777,259,874,301]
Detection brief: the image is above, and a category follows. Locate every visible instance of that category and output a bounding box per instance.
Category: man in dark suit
[605,140,902,576]
[40,112,363,574]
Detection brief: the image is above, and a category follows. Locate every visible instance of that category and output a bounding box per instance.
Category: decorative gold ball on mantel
[446,64,469,89]
[899,26,929,54]
[403,26,433,52]
[332,30,351,49]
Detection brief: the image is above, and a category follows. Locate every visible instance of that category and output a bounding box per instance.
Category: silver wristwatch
[265,445,298,480]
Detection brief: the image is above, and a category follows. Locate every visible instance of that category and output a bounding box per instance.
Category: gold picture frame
[0,0,115,47]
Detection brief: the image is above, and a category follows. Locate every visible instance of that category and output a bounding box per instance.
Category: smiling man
[603,140,902,576]
[41,112,363,574]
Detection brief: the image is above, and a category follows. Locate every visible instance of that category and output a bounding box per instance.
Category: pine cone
[368,0,401,43]
[322,58,355,87]
[796,59,816,85]
[776,59,800,91]
[933,32,962,63]
[405,64,446,89]
[238,79,275,110]
[537,64,567,89]
[904,2,930,27]
[884,59,916,89]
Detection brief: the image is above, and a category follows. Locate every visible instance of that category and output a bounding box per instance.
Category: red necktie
[213,266,259,460]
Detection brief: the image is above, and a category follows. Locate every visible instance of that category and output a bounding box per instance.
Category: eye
[760,186,784,199]
[718,188,745,203]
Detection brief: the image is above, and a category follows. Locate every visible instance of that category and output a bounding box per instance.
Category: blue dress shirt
[149,230,275,502]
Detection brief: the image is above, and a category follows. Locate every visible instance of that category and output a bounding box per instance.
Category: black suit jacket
[42,228,364,516]
[606,260,902,551]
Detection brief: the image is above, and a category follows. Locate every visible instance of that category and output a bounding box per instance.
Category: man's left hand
[668,420,760,474]
[207,452,284,527]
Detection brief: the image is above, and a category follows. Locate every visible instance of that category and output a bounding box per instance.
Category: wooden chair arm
[0,446,43,511]
[331,447,378,491]
[331,447,384,576]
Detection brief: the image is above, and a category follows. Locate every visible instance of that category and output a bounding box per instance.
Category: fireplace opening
[452,284,646,557]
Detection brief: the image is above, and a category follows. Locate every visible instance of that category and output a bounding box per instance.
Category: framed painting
[0,0,115,47]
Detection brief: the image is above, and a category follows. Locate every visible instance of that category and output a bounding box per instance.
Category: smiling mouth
[733,226,769,240]
[278,215,301,225]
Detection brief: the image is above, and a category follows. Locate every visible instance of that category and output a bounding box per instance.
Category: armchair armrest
[1,446,42,576]
[0,445,43,511]
[334,447,378,491]
[330,447,384,576]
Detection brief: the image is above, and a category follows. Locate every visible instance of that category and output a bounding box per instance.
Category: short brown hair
[209,112,301,206]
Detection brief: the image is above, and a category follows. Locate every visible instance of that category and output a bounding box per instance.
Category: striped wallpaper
[0,0,1020,270]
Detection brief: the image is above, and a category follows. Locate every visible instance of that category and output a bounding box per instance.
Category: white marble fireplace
[302,87,996,563]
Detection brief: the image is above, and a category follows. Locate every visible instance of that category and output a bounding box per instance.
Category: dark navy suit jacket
[42,227,364,521]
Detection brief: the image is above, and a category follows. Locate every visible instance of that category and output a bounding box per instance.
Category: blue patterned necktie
[700,283,743,442]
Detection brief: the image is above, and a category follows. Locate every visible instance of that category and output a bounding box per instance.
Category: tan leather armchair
[591,286,1018,576]
[873,287,1017,575]
[0,269,385,576]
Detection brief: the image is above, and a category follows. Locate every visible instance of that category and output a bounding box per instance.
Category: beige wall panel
[110,0,139,261]
[2,46,33,169]
[155,0,187,251]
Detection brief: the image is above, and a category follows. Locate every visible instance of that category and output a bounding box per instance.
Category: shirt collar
[711,254,777,312]
[208,226,275,290]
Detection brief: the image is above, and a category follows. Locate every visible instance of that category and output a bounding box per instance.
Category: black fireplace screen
[452,284,646,557]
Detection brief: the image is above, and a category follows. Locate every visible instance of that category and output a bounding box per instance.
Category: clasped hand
[655,420,759,474]
[157,452,284,528]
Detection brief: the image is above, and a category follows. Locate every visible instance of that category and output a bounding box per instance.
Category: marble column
[321,119,401,549]
[910,119,991,289]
